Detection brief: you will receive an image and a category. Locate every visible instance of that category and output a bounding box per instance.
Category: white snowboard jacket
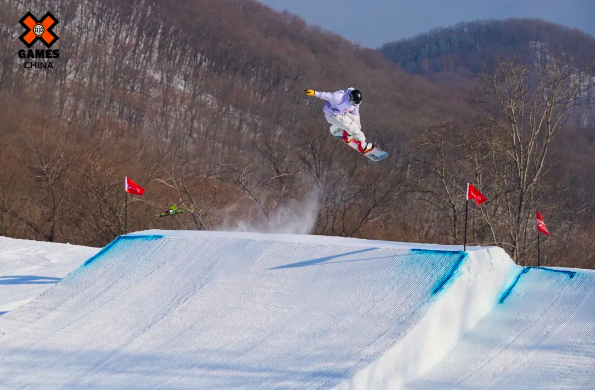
[314,88,361,118]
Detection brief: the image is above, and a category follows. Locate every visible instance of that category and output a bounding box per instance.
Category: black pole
[537,233,540,268]
[125,191,128,234]
[463,200,469,251]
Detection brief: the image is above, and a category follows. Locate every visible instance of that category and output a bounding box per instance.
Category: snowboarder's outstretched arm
[304,89,344,105]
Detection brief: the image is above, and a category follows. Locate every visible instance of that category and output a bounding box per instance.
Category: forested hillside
[380,19,595,134]
[379,19,595,76]
[0,0,463,245]
[0,1,593,268]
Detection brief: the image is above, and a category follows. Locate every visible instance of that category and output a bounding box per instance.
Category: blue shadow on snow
[267,248,378,270]
[412,250,468,296]
[0,275,61,285]
[499,266,576,304]
[83,234,164,266]
[269,247,466,299]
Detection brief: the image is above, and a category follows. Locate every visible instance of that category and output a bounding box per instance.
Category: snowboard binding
[335,129,387,161]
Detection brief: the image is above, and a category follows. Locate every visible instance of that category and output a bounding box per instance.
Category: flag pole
[463,199,468,251]
[125,190,128,235]
[537,233,540,268]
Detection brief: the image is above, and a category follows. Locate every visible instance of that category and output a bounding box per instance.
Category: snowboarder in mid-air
[304,87,374,153]
[156,204,183,218]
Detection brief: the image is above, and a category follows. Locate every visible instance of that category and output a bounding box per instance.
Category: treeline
[0,0,593,269]
[378,19,595,130]
[379,18,595,75]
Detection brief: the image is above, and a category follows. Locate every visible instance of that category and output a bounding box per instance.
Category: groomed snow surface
[0,237,97,315]
[0,230,593,389]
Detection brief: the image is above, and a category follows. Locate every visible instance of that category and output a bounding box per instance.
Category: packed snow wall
[2,230,586,390]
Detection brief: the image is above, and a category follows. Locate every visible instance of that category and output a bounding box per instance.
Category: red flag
[125,176,145,196]
[467,183,487,206]
[536,210,550,236]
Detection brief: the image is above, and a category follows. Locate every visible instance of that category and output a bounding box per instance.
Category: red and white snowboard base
[336,130,388,162]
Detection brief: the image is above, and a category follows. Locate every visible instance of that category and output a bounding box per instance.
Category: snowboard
[156,210,184,218]
[335,130,388,162]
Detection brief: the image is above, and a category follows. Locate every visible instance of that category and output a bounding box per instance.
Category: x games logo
[17,11,60,69]
[19,12,59,48]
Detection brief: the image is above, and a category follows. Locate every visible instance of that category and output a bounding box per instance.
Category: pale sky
[256,0,595,48]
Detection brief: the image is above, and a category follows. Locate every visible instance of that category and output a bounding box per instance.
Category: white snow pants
[325,113,366,142]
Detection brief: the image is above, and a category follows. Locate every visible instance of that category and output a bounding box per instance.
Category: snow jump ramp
[0,230,592,389]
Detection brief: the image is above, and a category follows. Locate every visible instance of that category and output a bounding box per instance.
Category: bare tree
[474,58,595,261]
[10,129,74,242]
[412,122,469,243]
[216,135,303,225]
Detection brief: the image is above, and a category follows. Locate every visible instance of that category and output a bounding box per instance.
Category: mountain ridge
[379,18,595,76]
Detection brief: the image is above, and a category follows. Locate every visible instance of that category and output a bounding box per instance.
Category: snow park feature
[404,266,595,390]
[0,237,98,316]
[0,231,593,390]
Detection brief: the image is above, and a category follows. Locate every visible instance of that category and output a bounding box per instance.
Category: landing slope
[0,231,513,390]
[405,266,595,390]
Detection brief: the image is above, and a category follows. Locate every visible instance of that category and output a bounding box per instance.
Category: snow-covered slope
[0,231,592,390]
[0,230,515,390]
[0,237,97,315]
[404,266,595,390]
